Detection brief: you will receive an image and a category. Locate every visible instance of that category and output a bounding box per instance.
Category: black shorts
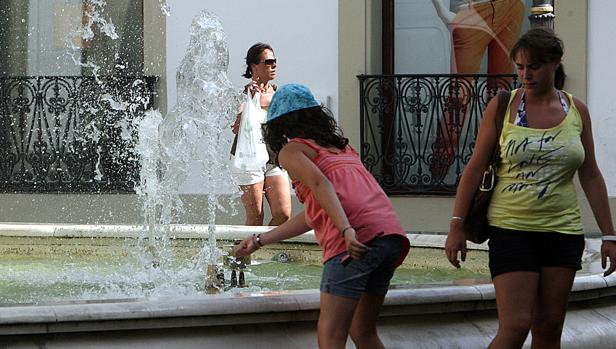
[488,226,585,279]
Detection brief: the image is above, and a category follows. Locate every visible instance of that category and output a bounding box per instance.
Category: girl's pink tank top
[289,138,409,264]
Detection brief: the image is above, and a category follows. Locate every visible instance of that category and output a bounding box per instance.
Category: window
[0,1,154,193]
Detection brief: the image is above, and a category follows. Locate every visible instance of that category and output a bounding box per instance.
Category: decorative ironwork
[0,75,158,193]
[358,74,520,195]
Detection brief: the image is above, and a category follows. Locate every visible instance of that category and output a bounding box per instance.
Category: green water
[247,258,488,291]
[0,249,490,305]
[0,255,148,305]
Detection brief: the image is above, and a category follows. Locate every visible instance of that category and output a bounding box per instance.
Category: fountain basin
[0,223,615,348]
[0,224,490,304]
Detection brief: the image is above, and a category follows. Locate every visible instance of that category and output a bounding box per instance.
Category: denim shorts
[320,235,404,300]
[488,226,585,279]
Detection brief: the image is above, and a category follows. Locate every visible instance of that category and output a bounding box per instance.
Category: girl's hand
[445,222,467,268]
[343,228,369,260]
[601,239,616,277]
[232,236,259,257]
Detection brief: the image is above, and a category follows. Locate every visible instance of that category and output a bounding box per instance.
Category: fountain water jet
[135,10,241,292]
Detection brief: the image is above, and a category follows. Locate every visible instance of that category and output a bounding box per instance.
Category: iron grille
[358,74,520,195]
[0,75,158,193]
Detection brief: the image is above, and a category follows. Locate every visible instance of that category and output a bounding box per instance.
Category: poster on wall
[395,0,534,74]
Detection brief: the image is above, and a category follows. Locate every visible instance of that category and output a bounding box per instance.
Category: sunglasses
[260,59,277,66]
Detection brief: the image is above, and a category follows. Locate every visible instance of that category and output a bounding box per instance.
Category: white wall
[165,0,338,113]
[588,0,616,196]
[164,0,338,194]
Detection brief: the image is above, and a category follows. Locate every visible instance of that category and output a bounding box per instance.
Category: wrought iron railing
[358,74,520,195]
[0,75,158,193]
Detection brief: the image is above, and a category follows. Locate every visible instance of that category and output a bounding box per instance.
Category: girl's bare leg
[349,293,386,349]
[318,292,358,349]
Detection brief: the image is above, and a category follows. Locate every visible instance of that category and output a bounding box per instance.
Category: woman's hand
[231,113,241,134]
[343,228,369,260]
[248,79,274,107]
[445,221,467,268]
[246,77,266,95]
[232,236,259,257]
[601,240,616,277]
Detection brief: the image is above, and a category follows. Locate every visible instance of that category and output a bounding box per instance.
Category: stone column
[0,1,29,76]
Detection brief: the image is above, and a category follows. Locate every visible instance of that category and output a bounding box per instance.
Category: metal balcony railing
[0,75,158,193]
[358,74,520,195]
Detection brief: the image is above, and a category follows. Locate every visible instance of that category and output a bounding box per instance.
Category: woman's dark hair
[510,28,566,89]
[243,43,273,79]
[262,106,349,164]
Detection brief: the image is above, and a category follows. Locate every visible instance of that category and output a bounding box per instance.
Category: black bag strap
[479,90,511,191]
[491,90,511,161]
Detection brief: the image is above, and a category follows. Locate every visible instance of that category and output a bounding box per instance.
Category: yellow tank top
[487,89,585,234]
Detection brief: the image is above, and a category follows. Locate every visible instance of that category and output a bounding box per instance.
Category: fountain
[0,4,616,349]
[134,9,241,294]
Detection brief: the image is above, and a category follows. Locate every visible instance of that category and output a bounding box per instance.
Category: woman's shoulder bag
[464,90,511,244]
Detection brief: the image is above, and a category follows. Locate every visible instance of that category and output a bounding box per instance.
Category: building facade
[0,0,614,233]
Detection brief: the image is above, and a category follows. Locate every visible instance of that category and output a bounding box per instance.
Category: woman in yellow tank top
[445,28,616,348]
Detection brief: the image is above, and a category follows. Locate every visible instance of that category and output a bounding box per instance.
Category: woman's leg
[240,182,264,225]
[489,271,540,349]
[530,267,577,349]
[318,292,358,349]
[263,174,291,226]
[349,293,386,349]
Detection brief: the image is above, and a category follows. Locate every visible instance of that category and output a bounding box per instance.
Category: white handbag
[232,92,269,171]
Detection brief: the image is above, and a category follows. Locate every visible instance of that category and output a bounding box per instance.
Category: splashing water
[55,4,242,298]
[57,0,154,191]
[159,0,171,16]
[65,0,118,82]
[132,10,242,293]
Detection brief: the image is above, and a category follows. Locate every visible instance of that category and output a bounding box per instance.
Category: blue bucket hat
[267,83,320,123]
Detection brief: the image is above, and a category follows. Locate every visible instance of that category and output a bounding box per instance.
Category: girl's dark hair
[243,43,273,79]
[262,106,349,164]
[510,28,566,89]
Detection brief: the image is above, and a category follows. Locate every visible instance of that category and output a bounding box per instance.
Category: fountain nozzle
[206,264,225,294]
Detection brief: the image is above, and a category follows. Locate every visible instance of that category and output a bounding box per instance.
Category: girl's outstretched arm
[232,211,310,257]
